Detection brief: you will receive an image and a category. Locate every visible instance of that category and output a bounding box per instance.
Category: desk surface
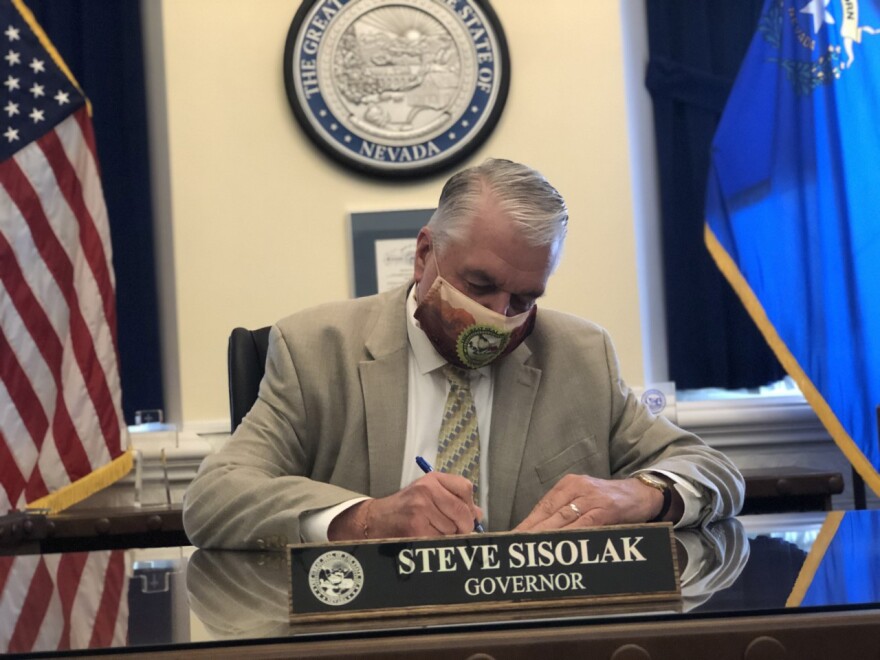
[2,511,878,658]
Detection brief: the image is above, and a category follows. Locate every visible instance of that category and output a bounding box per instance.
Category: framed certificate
[349,208,434,297]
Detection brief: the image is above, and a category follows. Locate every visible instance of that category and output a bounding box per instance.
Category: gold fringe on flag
[26,448,134,515]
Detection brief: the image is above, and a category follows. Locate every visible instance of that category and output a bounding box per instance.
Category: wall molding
[676,395,833,448]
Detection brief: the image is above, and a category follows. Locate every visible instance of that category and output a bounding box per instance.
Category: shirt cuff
[639,469,704,528]
[300,497,370,543]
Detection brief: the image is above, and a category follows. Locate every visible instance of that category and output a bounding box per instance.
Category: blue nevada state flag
[705,0,880,494]
[789,510,880,608]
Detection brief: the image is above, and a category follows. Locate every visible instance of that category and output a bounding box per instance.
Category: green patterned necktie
[436,364,480,496]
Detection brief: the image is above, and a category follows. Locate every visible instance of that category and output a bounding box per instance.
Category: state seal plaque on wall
[283,0,510,179]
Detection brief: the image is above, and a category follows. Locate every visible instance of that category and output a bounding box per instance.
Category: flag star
[4,75,19,91]
[30,82,44,97]
[5,49,20,65]
[54,90,70,105]
[4,126,19,142]
[5,25,20,41]
[29,108,44,123]
[29,57,45,73]
[800,0,835,33]
[4,101,18,116]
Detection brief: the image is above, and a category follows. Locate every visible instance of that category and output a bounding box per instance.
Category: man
[183,159,743,549]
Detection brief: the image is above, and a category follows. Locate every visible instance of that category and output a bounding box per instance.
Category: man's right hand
[327,472,482,541]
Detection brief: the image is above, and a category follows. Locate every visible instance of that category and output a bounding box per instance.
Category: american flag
[0,0,130,514]
[0,550,129,653]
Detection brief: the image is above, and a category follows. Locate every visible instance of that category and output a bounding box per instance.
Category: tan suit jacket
[183,286,743,549]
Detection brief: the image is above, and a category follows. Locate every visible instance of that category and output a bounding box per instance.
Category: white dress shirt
[398,286,493,514]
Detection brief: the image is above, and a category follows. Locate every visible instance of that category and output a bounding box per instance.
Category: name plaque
[287,524,680,623]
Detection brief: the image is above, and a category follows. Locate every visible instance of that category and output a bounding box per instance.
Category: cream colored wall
[157,0,642,425]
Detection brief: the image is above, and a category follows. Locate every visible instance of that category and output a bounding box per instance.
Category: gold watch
[637,472,672,523]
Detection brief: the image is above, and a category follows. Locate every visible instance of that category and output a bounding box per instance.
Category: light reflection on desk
[0,550,130,653]
[2,511,879,655]
[793,510,880,608]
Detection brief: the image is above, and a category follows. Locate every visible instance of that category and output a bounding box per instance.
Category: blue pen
[415,456,484,533]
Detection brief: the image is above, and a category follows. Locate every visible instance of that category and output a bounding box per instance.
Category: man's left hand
[513,473,675,531]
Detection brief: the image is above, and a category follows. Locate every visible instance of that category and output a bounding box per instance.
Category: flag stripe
[0,156,121,457]
[0,223,68,406]
[38,121,118,354]
[31,563,62,652]
[72,103,100,176]
[88,550,123,648]
[0,229,92,488]
[0,390,37,508]
[67,106,111,273]
[0,226,113,484]
[0,551,128,654]
[0,554,13,596]
[24,459,48,505]
[47,117,123,430]
[0,326,49,449]
[7,558,52,653]
[0,555,37,649]
[55,552,88,651]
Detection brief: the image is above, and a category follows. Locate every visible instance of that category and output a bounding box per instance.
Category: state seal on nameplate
[307,550,365,606]
[283,0,510,179]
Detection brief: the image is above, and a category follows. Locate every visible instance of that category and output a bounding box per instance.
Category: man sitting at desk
[183,159,743,549]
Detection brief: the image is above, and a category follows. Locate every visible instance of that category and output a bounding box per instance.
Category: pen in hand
[415,456,485,533]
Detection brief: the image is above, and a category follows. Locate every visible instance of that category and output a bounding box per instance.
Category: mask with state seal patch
[414,267,536,370]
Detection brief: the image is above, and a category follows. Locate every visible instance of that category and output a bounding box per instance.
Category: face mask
[414,271,537,370]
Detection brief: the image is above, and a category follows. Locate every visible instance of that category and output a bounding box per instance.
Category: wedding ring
[569,502,581,516]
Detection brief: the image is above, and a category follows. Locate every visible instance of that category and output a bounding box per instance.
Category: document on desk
[287,524,680,624]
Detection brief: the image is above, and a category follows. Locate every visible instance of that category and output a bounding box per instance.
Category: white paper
[374,238,416,292]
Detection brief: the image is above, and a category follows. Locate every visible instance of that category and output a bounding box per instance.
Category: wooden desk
[0,504,188,555]
[124,608,880,659]
[3,511,878,659]
[740,467,844,514]
[1,468,845,555]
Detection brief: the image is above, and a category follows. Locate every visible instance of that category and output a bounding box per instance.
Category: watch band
[637,473,673,523]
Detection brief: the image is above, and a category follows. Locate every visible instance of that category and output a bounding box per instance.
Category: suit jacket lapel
[360,287,410,498]
[488,343,541,531]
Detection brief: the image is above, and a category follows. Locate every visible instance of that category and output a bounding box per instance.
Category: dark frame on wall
[350,209,434,297]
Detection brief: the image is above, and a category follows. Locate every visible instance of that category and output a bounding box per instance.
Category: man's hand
[328,472,482,541]
[514,473,677,532]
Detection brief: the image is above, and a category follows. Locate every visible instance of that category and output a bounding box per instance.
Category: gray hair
[426,158,569,270]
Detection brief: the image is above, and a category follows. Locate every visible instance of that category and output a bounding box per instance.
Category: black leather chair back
[227,326,271,432]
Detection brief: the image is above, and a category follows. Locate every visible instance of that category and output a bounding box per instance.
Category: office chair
[227,326,271,432]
